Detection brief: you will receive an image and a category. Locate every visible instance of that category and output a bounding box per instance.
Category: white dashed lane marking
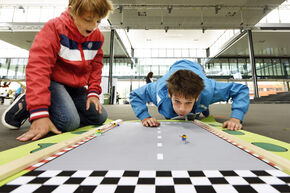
[157,153,163,160]
[156,127,163,160]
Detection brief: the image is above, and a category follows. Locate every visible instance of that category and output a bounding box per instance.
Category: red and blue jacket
[26,10,104,121]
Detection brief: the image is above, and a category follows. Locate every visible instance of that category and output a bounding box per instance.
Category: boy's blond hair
[69,0,114,18]
[167,70,205,99]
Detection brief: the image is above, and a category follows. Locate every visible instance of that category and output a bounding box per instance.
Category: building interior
[0,0,289,152]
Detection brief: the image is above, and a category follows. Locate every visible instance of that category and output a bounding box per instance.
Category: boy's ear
[167,90,172,98]
[68,6,73,15]
[196,94,200,101]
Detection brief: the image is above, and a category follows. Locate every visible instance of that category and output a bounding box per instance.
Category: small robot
[112,122,119,127]
[181,134,187,144]
[94,129,102,137]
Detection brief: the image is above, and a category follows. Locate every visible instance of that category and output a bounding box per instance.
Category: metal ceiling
[0,31,127,57]
[0,0,288,58]
[109,0,284,30]
[219,30,290,57]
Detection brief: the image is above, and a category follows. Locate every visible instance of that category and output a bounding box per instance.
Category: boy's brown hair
[69,0,114,18]
[167,70,205,99]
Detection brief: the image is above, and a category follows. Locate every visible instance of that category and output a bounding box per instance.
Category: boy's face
[70,9,101,37]
[169,94,199,117]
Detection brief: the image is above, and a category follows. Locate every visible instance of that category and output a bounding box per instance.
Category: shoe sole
[1,93,26,129]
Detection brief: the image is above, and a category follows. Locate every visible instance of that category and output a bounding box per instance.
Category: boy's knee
[54,113,80,132]
[94,108,108,125]
[88,107,108,125]
[98,109,108,124]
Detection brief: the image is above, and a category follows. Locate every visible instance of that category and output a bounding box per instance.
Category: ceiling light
[263,5,269,14]
[119,5,123,13]
[17,5,25,13]
[164,26,169,33]
[168,6,173,14]
[138,12,147,16]
[240,9,244,26]
[215,5,221,14]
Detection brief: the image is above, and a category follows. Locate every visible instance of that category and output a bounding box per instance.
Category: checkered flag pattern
[1,169,289,193]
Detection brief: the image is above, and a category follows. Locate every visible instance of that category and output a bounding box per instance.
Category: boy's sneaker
[186,113,198,121]
[202,109,210,117]
[1,93,29,129]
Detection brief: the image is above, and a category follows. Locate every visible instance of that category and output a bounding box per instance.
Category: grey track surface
[37,122,274,171]
[1,104,289,152]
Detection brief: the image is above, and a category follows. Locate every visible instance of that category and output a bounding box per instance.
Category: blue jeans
[49,81,107,132]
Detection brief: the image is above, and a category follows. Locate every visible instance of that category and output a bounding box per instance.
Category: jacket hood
[59,10,83,39]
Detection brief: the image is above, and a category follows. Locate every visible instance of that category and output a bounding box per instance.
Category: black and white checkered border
[1,169,289,193]
[1,125,115,186]
[194,121,281,170]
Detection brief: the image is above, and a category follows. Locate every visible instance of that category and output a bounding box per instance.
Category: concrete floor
[0,103,289,152]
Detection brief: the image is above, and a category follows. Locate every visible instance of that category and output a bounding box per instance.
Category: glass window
[0,59,8,78]
[6,59,18,79]
[229,59,238,74]
[279,9,290,23]
[54,7,66,17]
[220,59,230,76]
[182,49,189,57]
[142,49,151,57]
[189,49,197,57]
[266,9,280,23]
[134,49,142,57]
[255,59,263,76]
[281,59,290,77]
[273,59,283,76]
[238,58,246,75]
[151,48,158,57]
[159,65,169,76]
[246,58,252,76]
[263,59,272,76]
[0,8,14,22]
[13,8,27,22]
[117,80,131,99]
[151,65,159,76]
[209,62,221,76]
[159,49,166,57]
[27,7,41,22]
[40,7,55,22]
[166,49,174,57]
[174,49,182,57]
[197,49,206,57]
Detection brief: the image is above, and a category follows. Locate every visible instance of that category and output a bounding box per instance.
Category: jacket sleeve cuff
[87,91,100,99]
[29,107,49,121]
[141,117,151,124]
[230,109,244,122]
[139,112,151,121]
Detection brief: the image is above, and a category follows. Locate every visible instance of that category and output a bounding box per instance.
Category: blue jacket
[130,60,249,121]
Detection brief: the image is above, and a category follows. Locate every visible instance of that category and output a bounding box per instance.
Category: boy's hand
[16,117,61,142]
[86,96,102,114]
[222,117,242,131]
[142,117,160,127]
